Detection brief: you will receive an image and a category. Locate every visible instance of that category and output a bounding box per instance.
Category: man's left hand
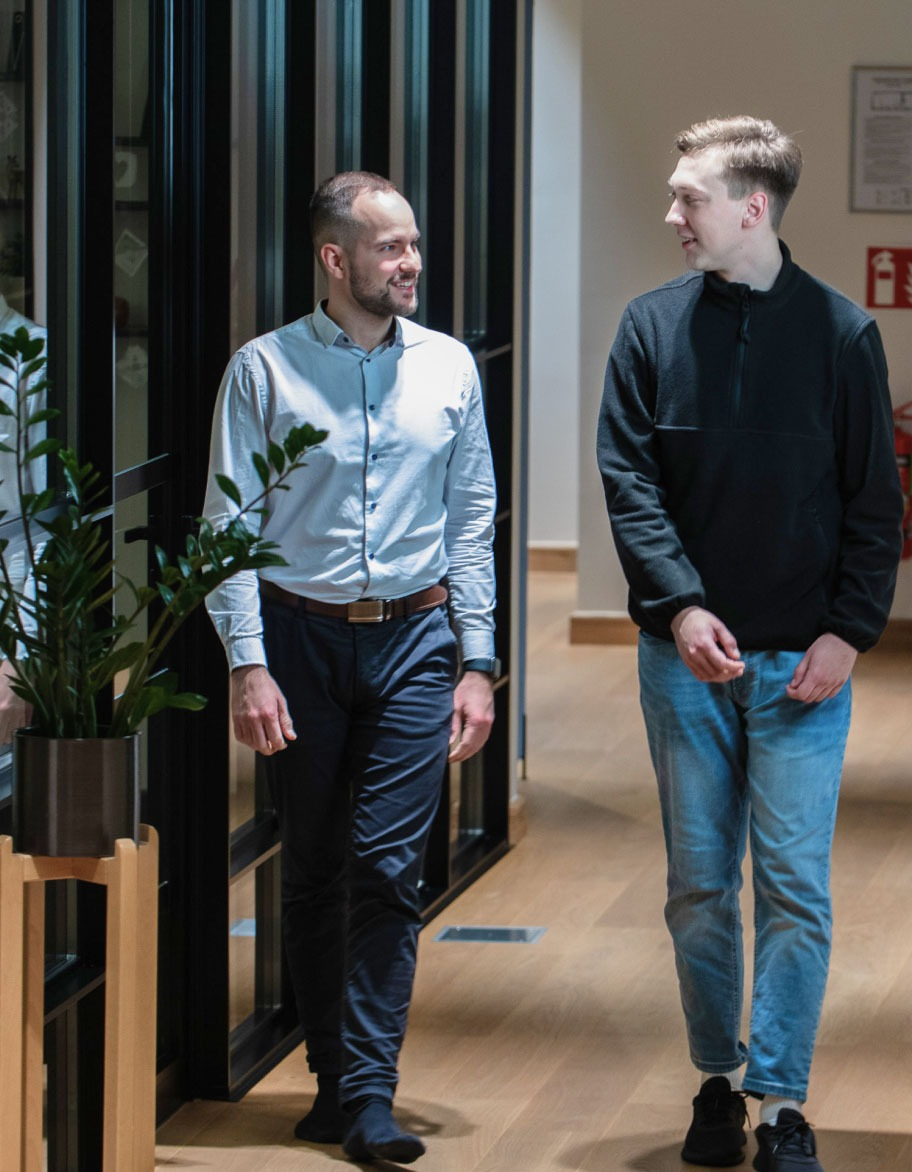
[786,633,857,703]
[449,671,495,762]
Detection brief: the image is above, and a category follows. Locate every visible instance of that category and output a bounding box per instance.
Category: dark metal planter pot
[12,730,140,857]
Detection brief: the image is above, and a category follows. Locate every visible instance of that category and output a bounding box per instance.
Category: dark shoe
[343,1098,425,1164]
[294,1074,347,1144]
[753,1108,823,1171]
[681,1076,748,1166]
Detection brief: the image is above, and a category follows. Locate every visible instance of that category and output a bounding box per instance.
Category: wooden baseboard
[569,613,638,645]
[528,544,577,573]
[568,613,912,650]
[508,793,527,845]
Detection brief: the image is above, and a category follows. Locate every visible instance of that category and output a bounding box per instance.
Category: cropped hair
[310,171,400,264]
[675,116,802,229]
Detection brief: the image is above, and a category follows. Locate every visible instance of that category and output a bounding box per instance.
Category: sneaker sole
[681,1143,746,1167]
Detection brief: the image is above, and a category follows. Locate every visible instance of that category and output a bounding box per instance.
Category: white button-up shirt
[204,303,496,670]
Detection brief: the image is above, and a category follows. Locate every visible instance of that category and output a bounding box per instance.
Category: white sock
[700,1066,745,1091]
[759,1095,803,1126]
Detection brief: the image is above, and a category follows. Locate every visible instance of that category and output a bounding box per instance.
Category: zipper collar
[703,241,798,309]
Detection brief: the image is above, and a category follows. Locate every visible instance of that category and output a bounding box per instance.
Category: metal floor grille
[434,925,546,944]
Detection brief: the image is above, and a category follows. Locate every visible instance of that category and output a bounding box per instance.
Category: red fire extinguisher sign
[867,248,912,309]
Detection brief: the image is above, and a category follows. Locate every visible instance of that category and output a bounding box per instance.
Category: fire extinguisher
[895,401,912,559]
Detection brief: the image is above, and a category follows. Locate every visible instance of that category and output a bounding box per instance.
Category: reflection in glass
[113,489,150,797]
[400,0,429,327]
[229,851,283,1033]
[114,0,150,472]
[463,0,490,346]
[230,0,258,352]
[335,0,362,172]
[0,3,31,317]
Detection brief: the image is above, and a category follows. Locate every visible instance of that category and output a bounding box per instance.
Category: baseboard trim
[569,613,638,645]
[508,793,527,845]
[528,544,578,573]
[568,614,912,650]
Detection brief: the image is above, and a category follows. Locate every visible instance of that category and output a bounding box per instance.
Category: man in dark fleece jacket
[598,117,902,1172]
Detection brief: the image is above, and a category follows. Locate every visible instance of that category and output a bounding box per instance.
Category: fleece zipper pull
[732,290,751,423]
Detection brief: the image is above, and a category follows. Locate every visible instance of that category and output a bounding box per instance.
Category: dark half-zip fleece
[597,243,903,653]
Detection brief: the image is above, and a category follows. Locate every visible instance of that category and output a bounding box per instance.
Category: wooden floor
[156,571,912,1171]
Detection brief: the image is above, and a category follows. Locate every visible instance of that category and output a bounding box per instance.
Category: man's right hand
[670,606,745,684]
[230,665,296,755]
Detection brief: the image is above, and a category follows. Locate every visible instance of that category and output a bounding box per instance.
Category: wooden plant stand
[0,825,159,1172]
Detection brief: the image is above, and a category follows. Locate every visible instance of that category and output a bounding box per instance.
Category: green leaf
[267,442,286,473]
[252,451,270,488]
[215,473,242,506]
[24,407,60,427]
[23,437,63,462]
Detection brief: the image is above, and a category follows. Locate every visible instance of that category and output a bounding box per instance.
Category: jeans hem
[742,1077,807,1101]
[692,1060,747,1076]
[340,1083,395,1110]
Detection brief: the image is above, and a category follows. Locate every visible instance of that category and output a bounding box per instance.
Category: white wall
[531,0,912,618]
[528,0,582,546]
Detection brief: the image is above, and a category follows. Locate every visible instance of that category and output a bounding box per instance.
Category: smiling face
[343,189,422,320]
[665,148,753,282]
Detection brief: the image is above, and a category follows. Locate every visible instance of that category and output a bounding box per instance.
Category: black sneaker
[753,1108,823,1171]
[681,1076,748,1166]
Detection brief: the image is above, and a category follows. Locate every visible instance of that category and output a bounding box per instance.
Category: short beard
[350,272,418,319]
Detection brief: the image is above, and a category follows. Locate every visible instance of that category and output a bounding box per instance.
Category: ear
[320,241,347,281]
[742,190,768,228]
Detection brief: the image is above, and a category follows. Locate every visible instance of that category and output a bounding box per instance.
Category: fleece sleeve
[825,320,903,651]
[596,306,705,629]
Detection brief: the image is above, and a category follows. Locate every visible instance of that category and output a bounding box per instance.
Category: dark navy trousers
[261,596,457,1105]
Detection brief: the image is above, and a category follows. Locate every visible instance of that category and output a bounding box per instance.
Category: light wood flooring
[156,571,912,1171]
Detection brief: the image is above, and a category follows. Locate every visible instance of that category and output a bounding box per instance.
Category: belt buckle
[347,600,388,623]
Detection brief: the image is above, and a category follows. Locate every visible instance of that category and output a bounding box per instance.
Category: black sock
[294,1073,347,1144]
[342,1097,425,1164]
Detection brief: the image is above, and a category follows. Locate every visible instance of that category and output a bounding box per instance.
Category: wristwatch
[461,656,502,681]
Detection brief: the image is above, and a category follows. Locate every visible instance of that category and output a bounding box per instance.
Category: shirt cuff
[226,636,268,672]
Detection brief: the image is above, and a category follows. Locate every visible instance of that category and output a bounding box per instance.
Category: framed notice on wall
[851,66,912,212]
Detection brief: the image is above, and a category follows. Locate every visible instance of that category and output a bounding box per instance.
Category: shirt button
[371,453,378,461]
[370,502,377,511]
[369,404,375,411]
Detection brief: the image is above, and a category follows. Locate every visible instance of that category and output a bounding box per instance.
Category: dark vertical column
[360,0,391,178]
[425,0,456,333]
[80,0,115,493]
[182,0,233,1098]
[284,0,316,321]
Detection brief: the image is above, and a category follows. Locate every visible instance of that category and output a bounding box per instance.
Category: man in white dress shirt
[204,172,498,1164]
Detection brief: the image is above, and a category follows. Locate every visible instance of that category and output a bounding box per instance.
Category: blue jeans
[261,599,457,1106]
[638,632,851,1100]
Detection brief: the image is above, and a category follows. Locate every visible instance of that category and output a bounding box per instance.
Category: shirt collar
[312,301,405,353]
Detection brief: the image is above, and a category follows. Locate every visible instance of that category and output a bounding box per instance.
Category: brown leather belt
[260,578,448,623]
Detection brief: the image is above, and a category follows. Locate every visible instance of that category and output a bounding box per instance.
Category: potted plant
[0,325,326,856]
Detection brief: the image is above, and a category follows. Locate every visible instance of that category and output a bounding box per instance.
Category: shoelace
[699,1089,749,1127]
[771,1116,815,1155]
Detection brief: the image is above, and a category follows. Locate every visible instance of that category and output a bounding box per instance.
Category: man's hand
[0,659,31,745]
[231,664,296,755]
[786,633,857,703]
[671,606,745,684]
[449,671,495,763]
